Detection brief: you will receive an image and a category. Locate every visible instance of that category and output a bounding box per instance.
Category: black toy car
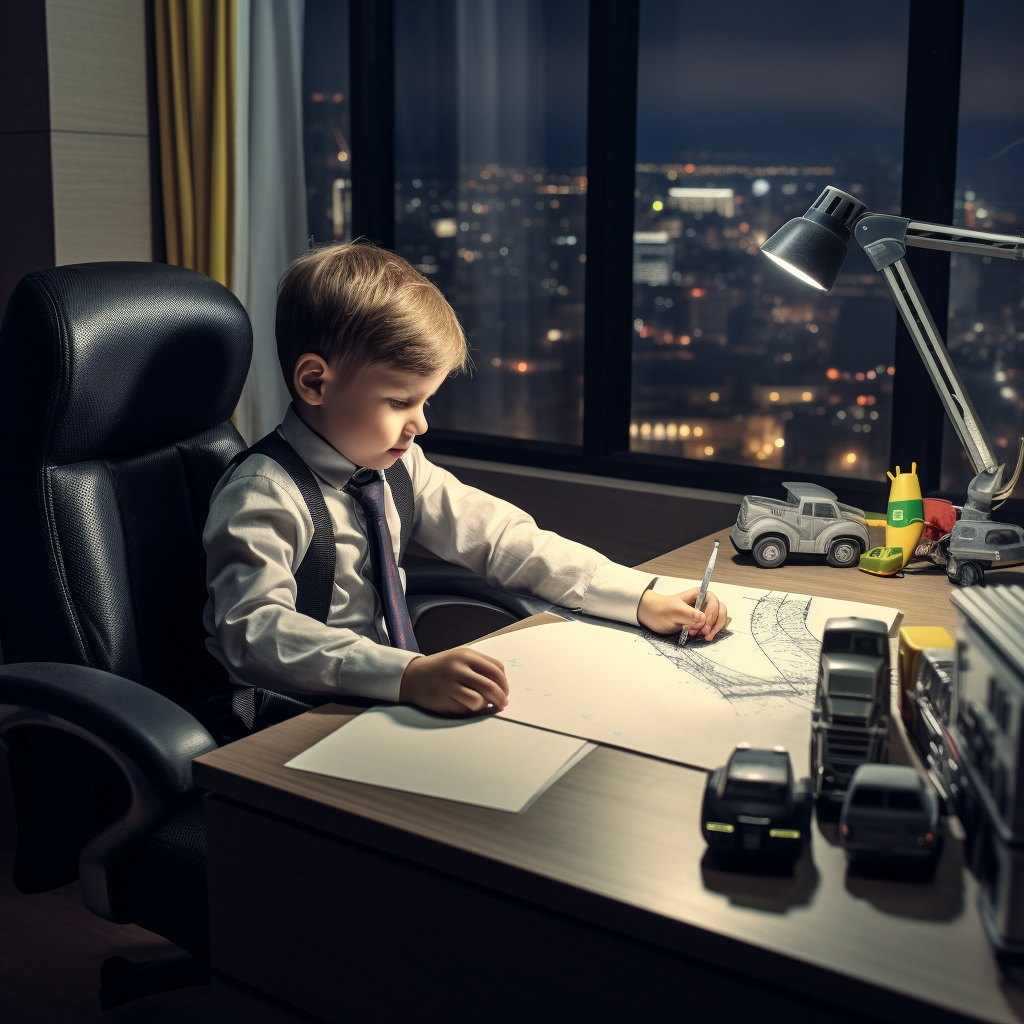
[701,744,812,862]
[839,764,941,865]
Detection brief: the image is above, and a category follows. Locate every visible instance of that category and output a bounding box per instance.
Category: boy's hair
[275,241,470,399]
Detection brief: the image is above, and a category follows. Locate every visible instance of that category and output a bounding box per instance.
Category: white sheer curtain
[233,0,308,443]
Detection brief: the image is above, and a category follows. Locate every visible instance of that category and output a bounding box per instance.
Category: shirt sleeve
[203,463,418,702]
[404,446,656,626]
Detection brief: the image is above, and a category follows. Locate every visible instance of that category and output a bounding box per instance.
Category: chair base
[99,952,210,1010]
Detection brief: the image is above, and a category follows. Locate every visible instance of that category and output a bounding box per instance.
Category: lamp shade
[760,186,866,291]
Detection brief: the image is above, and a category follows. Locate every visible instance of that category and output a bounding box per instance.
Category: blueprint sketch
[471,581,898,774]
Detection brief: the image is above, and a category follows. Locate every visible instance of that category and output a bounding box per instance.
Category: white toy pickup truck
[730,482,870,569]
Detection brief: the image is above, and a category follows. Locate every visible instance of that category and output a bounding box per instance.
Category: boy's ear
[293,352,331,405]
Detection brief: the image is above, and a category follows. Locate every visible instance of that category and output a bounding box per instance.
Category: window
[629,0,909,481]
[887,790,923,811]
[850,786,885,808]
[304,0,352,244]
[724,780,785,803]
[393,0,589,445]
[941,0,1024,492]
[302,4,1003,503]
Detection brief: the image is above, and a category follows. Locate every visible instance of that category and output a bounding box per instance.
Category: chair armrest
[0,663,217,921]
[404,564,549,620]
[0,663,216,801]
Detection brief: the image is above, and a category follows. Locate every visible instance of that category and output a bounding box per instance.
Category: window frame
[347,0,964,510]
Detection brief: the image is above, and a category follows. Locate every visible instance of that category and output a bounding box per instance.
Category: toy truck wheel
[752,535,788,568]
[826,537,861,568]
[949,559,984,588]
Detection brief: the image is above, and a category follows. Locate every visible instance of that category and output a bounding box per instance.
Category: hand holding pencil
[636,542,727,643]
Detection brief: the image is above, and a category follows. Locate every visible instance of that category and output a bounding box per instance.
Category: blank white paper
[284,704,595,813]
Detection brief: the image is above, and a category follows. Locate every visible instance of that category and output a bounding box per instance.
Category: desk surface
[195,530,1022,1024]
[641,525,963,632]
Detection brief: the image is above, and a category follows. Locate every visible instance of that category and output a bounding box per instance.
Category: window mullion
[892,0,965,492]
[582,0,640,463]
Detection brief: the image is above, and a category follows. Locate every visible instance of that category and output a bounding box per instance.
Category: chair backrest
[0,263,251,714]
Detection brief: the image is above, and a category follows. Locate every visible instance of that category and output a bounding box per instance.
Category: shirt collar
[279,404,365,491]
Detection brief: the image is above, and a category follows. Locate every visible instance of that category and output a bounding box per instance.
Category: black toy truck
[811,617,890,801]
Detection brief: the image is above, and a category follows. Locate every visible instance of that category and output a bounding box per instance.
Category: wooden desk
[639,525,963,632]
[194,532,1023,1024]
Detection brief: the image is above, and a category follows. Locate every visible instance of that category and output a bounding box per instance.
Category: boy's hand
[399,648,509,714]
[638,587,728,641]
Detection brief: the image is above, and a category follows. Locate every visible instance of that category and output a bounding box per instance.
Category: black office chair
[0,262,535,1007]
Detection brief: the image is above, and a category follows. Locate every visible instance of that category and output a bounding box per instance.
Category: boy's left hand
[638,587,728,641]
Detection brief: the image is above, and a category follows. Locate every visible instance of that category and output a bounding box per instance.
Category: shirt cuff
[581,562,658,626]
[336,642,422,703]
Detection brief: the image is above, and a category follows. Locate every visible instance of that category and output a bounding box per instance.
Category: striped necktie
[345,468,420,652]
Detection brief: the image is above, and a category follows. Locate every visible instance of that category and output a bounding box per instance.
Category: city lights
[378,142,931,474]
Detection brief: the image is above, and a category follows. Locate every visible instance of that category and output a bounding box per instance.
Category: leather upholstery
[0,664,217,800]
[121,794,209,958]
[0,263,251,714]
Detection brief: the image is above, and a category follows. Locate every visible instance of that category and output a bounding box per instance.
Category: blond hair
[275,241,470,399]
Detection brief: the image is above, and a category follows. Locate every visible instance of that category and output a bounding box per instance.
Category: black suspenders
[228,431,414,624]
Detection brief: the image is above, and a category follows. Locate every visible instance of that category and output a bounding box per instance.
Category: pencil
[678,540,719,648]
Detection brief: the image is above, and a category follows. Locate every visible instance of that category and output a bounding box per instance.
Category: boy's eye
[389,399,409,410]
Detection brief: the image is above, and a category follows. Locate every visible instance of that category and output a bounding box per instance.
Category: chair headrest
[0,262,252,464]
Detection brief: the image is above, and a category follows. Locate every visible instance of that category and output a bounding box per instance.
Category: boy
[203,243,726,716]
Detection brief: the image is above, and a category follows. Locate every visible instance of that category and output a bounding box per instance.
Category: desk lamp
[760,187,1024,586]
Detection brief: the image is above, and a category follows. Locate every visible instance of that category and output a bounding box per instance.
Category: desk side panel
[204,795,863,1024]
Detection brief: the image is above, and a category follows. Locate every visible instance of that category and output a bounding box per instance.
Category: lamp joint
[855,214,911,271]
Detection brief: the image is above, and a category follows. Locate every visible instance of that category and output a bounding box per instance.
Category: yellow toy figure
[859,463,925,575]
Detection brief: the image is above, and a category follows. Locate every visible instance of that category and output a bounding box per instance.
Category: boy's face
[294,354,447,470]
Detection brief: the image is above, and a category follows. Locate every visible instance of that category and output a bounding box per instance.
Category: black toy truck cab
[812,617,890,801]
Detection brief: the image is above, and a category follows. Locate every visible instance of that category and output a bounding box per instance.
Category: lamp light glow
[762,251,827,290]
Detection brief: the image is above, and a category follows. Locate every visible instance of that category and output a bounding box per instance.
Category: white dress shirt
[203,405,657,702]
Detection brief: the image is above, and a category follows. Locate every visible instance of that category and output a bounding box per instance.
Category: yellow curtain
[153,0,236,288]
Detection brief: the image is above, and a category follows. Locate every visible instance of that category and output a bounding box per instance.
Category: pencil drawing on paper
[640,592,820,706]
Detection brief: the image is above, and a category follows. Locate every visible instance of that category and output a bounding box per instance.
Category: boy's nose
[410,408,428,434]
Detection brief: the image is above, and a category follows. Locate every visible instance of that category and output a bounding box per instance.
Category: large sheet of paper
[284,704,595,813]
[472,583,899,776]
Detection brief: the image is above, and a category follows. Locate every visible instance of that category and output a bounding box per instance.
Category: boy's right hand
[399,648,509,714]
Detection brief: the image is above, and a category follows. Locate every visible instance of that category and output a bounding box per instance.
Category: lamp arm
[879,257,1000,476]
[905,221,1024,261]
[851,213,1016,482]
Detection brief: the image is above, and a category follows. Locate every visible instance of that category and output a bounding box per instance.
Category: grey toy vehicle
[730,482,870,569]
[941,466,1024,588]
[701,744,812,863]
[811,618,890,801]
[840,763,941,864]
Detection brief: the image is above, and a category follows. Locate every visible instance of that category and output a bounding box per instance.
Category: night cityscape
[303,0,1023,492]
